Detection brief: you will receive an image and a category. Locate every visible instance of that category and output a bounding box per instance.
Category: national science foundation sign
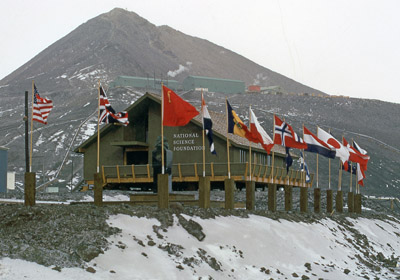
[172,133,203,152]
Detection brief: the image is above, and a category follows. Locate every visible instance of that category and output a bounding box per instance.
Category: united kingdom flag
[273,115,307,150]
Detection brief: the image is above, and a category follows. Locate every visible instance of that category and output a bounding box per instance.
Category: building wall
[183,76,245,94]
[83,126,125,181]
[110,76,180,91]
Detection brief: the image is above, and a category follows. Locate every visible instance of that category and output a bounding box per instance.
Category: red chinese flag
[162,85,199,126]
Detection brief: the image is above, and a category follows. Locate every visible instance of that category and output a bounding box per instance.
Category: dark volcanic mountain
[1,8,324,95]
[0,8,399,198]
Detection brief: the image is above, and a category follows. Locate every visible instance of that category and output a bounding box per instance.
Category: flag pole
[338,161,343,191]
[225,98,231,179]
[328,128,332,190]
[355,163,358,193]
[349,163,353,192]
[349,138,354,193]
[29,80,35,172]
[302,123,305,187]
[271,114,275,183]
[337,135,344,191]
[249,106,252,181]
[316,126,319,189]
[96,80,101,173]
[202,90,206,177]
[161,83,165,175]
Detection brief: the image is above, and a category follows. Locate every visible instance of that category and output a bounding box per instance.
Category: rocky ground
[0,189,399,272]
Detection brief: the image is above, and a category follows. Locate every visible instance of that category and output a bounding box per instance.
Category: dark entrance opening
[126,151,148,165]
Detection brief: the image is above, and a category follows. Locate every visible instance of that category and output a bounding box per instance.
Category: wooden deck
[85,163,314,188]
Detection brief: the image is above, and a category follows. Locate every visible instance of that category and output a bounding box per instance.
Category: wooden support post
[199,176,210,209]
[245,181,255,211]
[355,194,362,214]
[300,187,308,213]
[131,165,136,182]
[284,185,292,211]
[348,192,354,213]
[146,164,151,179]
[224,178,235,210]
[314,188,321,213]
[94,173,103,206]
[326,189,333,213]
[116,165,120,183]
[178,163,182,180]
[158,174,169,209]
[336,190,343,213]
[268,184,277,212]
[24,172,36,206]
[391,199,394,211]
[101,166,106,183]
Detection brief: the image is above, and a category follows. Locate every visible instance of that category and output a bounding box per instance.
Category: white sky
[1,0,399,103]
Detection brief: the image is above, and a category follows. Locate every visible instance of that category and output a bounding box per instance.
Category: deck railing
[100,163,314,187]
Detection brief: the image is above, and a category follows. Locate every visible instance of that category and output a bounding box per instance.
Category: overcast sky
[1,0,399,103]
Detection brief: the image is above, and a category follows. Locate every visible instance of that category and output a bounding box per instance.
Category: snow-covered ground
[0,206,399,279]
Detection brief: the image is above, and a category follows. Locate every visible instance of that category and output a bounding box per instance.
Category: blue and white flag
[304,126,336,159]
[299,151,311,183]
[201,92,216,155]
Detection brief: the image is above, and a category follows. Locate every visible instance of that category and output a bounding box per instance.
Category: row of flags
[157,85,370,187]
[32,81,369,187]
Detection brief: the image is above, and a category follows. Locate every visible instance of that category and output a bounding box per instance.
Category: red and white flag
[273,115,307,150]
[317,127,349,164]
[249,108,274,154]
[343,137,370,169]
[353,141,370,186]
[33,84,53,124]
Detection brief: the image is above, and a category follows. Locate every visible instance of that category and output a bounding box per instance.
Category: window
[239,149,247,163]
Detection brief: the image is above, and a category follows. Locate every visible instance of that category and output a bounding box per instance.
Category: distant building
[183,76,245,94]
[109,76,180,91]
[247,85,261,93]
[260,86,285,95]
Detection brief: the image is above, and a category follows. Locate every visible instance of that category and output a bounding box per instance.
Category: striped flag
[201,92,216,155]
[99,86,129,126]
[33,84,53,124]
[303,126,336,158]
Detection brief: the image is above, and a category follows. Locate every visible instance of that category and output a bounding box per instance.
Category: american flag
[99,86,129,126]
[33,84,53,124]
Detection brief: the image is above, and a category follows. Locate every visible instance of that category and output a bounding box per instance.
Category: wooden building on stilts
[75,92,313,190]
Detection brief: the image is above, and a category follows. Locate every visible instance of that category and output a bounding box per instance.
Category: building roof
[185,75,244,83]
[117,76,179,83]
